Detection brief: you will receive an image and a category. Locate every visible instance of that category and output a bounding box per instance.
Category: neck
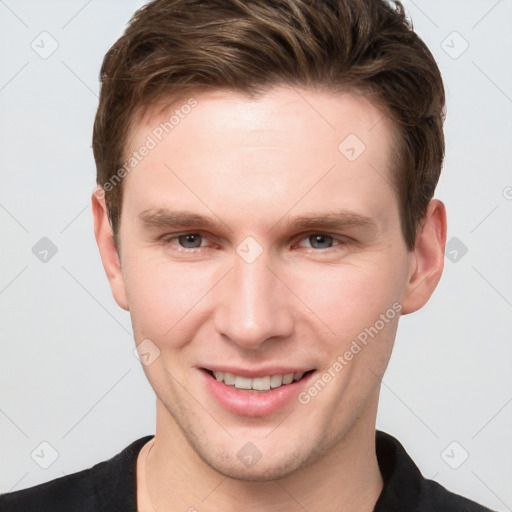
[137,398,383,512]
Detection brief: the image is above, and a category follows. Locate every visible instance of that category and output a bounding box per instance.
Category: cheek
[122,254,214,343]
[290,257,405,339]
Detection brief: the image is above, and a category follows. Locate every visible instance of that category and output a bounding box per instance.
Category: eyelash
[160,232,350,253]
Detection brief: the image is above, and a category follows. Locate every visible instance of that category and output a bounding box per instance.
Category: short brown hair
[92,0,445,251]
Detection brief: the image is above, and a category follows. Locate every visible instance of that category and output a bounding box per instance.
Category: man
[0,0,495,510]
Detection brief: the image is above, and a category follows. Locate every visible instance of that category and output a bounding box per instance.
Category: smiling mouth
[202,369,315,392]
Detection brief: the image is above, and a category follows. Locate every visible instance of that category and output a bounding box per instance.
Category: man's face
[110,86,417,479]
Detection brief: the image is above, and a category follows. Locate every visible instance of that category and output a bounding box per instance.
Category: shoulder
[375,431,495,512]
[0,462,106,512]
[0,436,152,512]
[419,477,496,512]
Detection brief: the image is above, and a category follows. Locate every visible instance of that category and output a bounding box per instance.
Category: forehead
[122,86,398,227]
[129,86,395,160]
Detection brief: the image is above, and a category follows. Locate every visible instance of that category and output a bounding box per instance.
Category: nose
[214,247,294,350]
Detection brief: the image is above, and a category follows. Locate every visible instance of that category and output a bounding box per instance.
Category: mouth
[200,366,316,416]
[202,368,315,392]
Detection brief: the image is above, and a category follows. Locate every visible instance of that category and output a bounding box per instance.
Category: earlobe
[91,187,129,311]
[401,199,447,315]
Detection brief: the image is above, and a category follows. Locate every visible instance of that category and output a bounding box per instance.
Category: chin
[188,429,326,482]
[200,451,309,482]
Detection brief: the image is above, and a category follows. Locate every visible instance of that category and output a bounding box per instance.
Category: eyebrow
[138,208,378,234]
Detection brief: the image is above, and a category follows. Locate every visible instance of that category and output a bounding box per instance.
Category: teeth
[282,373,294,385]
[224,372,236,385]
[252,376,271,391]
[212,370,307,390]
[270,375,283,388]
[234,376,252,390]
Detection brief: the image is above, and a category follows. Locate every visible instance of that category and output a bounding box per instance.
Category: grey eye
[177,233,203,248]
[308,234,334,249]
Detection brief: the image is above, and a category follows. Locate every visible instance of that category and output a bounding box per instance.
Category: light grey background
[0,1,511,510]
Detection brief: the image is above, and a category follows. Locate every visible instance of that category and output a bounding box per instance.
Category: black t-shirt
[0,431,494,511]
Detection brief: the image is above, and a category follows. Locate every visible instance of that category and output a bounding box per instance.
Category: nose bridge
[214,245,293,349]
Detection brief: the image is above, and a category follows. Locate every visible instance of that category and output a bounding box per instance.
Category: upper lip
[201,366,314,378]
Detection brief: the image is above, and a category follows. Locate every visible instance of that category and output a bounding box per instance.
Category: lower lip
[202,370,314,417]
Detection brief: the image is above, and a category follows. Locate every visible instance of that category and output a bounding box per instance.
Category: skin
[92,86,446,512]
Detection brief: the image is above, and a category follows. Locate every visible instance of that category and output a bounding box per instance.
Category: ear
[91,187,129,311]
[401,199,447,315]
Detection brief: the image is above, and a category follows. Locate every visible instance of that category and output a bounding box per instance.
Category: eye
[297,233,346,250]
[179,233,203,249]
[163,233,205,249]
